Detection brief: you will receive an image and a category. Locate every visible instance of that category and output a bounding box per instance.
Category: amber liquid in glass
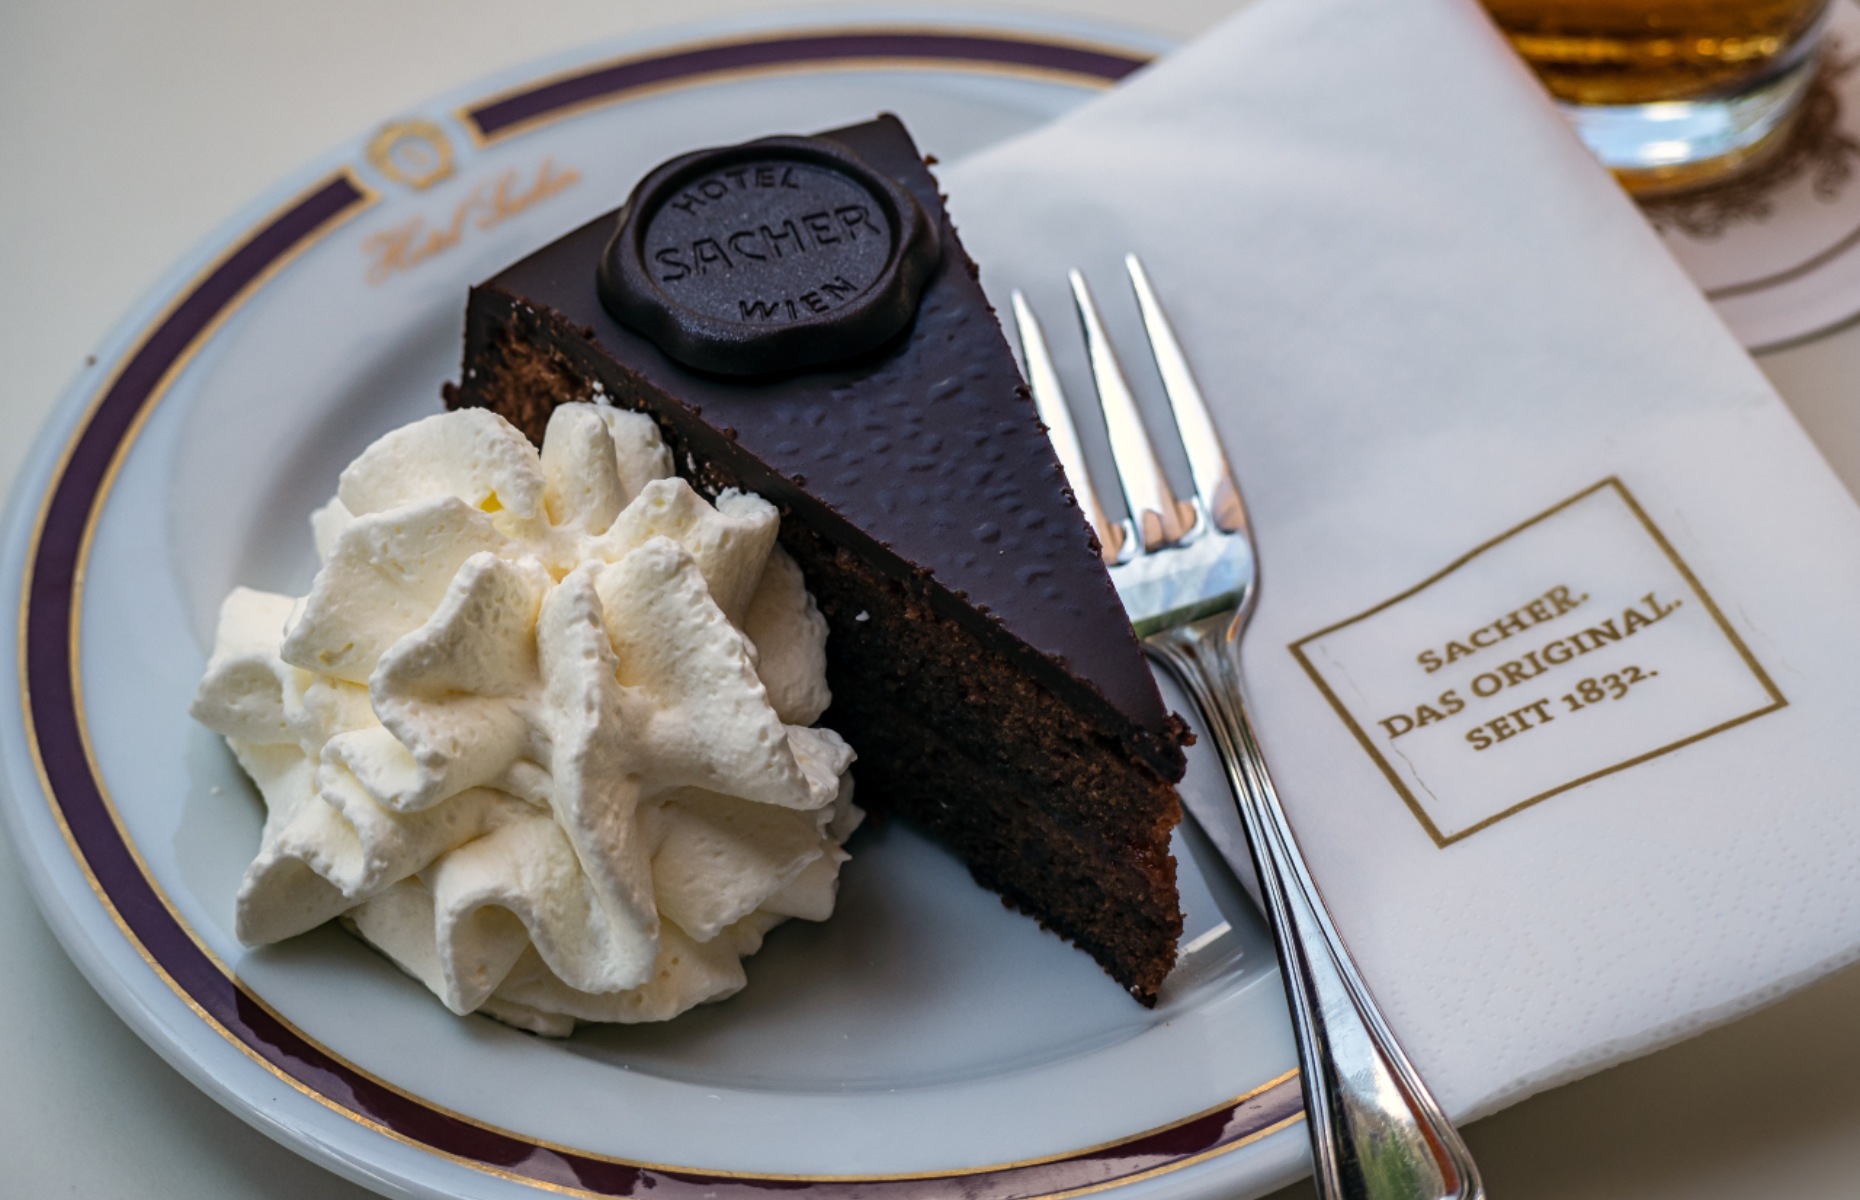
[1485,0,1828,102]
[1485,0,1832,190]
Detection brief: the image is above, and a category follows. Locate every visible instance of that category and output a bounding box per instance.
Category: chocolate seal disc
[598,135,942,376]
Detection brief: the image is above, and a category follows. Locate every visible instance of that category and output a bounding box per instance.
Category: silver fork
[1011,257,1483,1200]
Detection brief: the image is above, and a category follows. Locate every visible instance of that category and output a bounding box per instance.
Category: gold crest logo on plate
[366,119,455,190]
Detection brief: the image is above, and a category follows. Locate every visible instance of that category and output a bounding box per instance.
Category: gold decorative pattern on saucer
[1642,44,1860,240]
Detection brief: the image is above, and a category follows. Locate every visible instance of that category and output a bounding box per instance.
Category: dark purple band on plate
[467,31,1151,140]
[27,171,367,995]
[23,31,1299,1200]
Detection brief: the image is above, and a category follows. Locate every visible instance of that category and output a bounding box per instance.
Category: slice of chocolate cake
[445,115,1189,1003]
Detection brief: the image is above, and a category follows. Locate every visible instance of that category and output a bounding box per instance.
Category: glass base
[1560,52,1819,196]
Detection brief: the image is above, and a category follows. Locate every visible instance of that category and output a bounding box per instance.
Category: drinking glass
[1484,0,1836,193]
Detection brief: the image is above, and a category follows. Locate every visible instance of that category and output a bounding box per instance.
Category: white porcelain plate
[0,14,1311,1200]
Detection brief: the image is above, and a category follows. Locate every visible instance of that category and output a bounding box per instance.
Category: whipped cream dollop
[191,404,859,1035]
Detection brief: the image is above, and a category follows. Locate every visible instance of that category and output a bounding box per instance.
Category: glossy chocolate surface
[481,115,1173,744]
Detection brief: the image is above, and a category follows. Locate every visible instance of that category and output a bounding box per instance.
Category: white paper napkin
[945,0,1860,1120]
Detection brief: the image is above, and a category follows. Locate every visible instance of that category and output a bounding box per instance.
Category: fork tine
[1069,269,1195,554]
[1011,290,1125,564]
[1125,255,1247,535]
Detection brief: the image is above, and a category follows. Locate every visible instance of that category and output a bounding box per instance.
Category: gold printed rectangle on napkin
[1291,478,1785,846]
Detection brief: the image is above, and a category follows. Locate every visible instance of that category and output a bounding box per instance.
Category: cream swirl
[191,404,858,1035]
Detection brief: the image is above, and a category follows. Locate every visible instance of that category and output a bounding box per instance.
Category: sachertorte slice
[445,114,1189,1003]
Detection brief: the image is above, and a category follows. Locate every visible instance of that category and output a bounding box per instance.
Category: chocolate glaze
[467,115,1180,767]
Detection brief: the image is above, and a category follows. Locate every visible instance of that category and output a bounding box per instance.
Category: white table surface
[6,2,1860,1197]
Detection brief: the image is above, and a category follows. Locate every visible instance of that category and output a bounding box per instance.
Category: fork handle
[1148,614,1484,1200]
